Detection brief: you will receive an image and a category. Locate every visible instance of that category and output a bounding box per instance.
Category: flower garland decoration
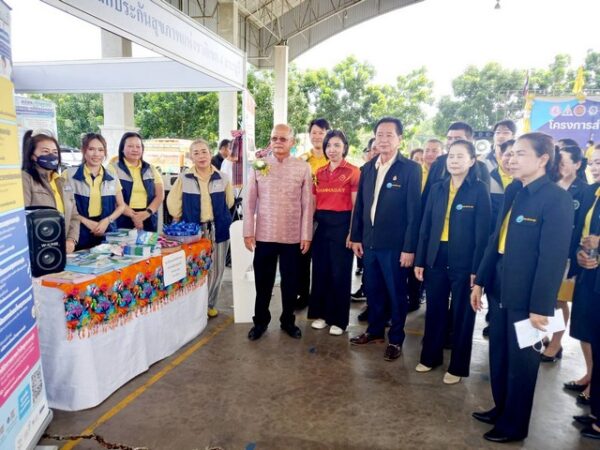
[252,159,270,176]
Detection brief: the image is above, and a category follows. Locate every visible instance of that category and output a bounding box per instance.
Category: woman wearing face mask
[470,132,573,443]
[111,132,164,232]
[308,130,360,336]
[541,145,587,362]
[167,139,234,318]
[414,140,491,384]
[64,133,126,250]
[21,129,80,254]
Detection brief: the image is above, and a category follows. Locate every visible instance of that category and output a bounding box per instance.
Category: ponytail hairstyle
[558,144,586,181]
[21,129,62,184]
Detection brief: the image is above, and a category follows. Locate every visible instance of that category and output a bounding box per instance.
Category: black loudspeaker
[25,208,66,277]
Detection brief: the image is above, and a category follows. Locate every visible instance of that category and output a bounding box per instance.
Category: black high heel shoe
[541,347,563,363]
[577,392,592,406]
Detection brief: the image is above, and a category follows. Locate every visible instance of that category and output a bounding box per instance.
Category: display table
[33,240,212,411]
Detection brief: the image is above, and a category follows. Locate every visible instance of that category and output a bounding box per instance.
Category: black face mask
[36,154,59,170]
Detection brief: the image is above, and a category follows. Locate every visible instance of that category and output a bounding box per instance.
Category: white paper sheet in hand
[514,313,566,350]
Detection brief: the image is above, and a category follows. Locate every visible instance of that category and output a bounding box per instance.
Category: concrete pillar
[273,45,289,125]
[99,30,137,160]
[217,2,239,141]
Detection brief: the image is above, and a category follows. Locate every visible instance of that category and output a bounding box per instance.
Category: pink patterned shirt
[243,154,313,243]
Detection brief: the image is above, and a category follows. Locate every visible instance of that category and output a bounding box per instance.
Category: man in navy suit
[349,117,421,361]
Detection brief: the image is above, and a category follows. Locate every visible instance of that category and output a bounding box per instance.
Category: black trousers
[588,281,600,423]
[253,241,300,328]
[420,244,475,376]
[297,247,312,301]
[407,269,422,306]
[308,211,353,329]
[488,257,542,439]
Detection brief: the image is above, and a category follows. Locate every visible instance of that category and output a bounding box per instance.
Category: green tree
[35,94,104,147]
[134,92,219,143]
[528,54,576,95]
[432,62,525,135]
[583,49,600,90]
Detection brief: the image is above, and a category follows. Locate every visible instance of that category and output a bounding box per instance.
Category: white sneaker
[329,325,344,336]
[415,363,432,373]
[311,319,327,330]
[443,372,462,385]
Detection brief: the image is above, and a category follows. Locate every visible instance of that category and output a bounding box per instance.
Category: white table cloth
[33,281,207,411]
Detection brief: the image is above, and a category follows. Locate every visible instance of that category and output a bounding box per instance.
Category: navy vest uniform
[112,160,158,231]
[179,170,232,243]
[66,165,118,248]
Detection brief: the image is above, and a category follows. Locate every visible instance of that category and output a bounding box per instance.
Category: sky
[6,0,600,99]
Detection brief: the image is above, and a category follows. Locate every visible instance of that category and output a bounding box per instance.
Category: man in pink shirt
[243,124,313,340]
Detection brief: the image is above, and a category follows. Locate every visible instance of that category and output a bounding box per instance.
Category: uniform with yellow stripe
[65,164,121,249]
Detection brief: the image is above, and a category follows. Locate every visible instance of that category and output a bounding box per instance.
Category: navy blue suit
[350,152,421,345]
[416,175,491,376]
[475,174,573,439]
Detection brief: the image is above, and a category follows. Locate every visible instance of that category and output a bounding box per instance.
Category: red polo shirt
[313,160,360,212]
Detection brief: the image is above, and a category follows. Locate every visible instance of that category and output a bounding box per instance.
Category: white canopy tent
[12,56,243,94]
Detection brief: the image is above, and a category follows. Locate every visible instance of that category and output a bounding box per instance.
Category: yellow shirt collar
[124,159,141,169]
[84,164,104,178]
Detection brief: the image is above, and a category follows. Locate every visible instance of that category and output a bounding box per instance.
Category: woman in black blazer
[567,146,600,436]
[470,132,574,443]
[541,144,587,362]
[414,140,491,384]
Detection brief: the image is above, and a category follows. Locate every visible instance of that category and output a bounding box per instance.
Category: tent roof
[12,57,242,94]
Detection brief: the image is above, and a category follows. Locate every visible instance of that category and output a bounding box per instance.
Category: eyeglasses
[31,128,56,138]
[270,136,289,143]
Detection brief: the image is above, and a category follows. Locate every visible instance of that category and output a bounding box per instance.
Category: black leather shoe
[564,381,588,392]
[574,415,597,425]
[383,344,402,361]
[281,324,302,339]
[581,425,600,440]
[483,428,524,443]
[472,408,498,425]
[541,347,563,363]
[482,325,490,338]
[577,392,591,405]
[351,287,366,301]
[248,325,267,341]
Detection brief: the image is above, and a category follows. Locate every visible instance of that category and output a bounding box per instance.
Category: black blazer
[350,152,421,252]
[422,153,491,206]
[568,183,600,280]
[475,175,574,316]
[416,175,491,273]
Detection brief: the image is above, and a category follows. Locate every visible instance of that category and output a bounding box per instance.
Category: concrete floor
[41,269,598,450]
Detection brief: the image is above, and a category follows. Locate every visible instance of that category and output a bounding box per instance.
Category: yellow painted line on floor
[62,316,233,450]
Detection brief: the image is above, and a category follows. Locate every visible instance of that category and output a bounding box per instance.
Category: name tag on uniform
[515,215,537,224]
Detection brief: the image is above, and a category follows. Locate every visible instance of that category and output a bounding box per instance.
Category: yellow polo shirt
[440,181,457,242]
[125,160,163,209]
[499,166,513,189]
[304,149,328,175]
[49,172,64,214]
[421,164,429,192]
[82,165,122,217]
[167,166,234,222]
[583,187,600,237]
[498,209,512,254]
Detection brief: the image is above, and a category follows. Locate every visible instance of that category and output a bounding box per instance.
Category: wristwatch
[145,208,154,215]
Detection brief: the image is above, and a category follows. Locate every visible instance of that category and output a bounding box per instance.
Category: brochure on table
[0,3,52,448]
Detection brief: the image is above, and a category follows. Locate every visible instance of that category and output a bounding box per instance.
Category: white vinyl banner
[40,0,245,89]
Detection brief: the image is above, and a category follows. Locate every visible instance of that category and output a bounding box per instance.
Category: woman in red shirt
[308,130,360,335]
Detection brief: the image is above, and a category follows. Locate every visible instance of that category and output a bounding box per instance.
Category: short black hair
[374,117,403,136]
[367,137,375,150]
[410,148,424,159]
[219,139,231,149]
[493,119,517,135]
[587,140,595,146]
[558,138,578,148]
[447,121,473,139]
[308,118,331,133]
[499,139,515,154]
[323,130,349,159]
